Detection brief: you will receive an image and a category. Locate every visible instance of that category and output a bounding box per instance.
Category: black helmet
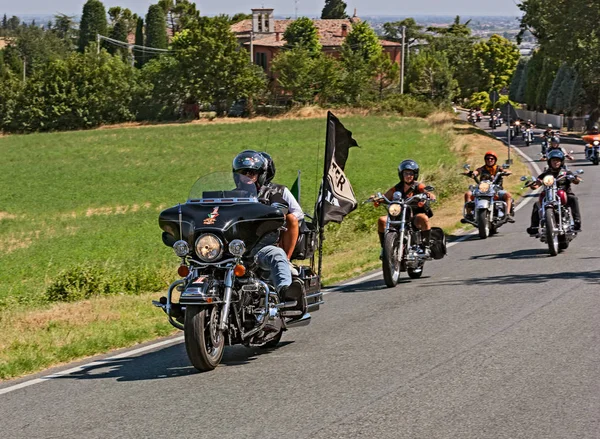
[547,149,565,167]
[232,150,268,187]
[260,152,276,184]
[398,159,419,181]
[550,136,561,146]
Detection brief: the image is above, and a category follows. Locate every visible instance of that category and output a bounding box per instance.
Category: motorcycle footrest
[281,310,303,317]
[277,301,298,309]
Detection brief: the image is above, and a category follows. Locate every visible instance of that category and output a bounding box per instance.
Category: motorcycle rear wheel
[184,306,225,372]
[477,210,490,239]
[545,208,559,256]
[382,232,401,288]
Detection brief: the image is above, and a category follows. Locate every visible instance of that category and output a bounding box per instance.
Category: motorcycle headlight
[195,233,224,262]
[478,182,490,192]
[173,240,189,257]
[543,175,555,187]
[388,203,402,217]
[593,140,599,146]
[228,239,246,257]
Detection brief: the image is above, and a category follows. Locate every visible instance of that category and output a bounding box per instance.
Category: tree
[470,34,520,94]
[78,0,107,52]
[371,52,400,100]
[134,17,144,67]
[229,13,251,24]
[546,63,568,112]
[321,0,348,19]
[407,49,458,101]
[2,14,7,30]
[170,16,266,113]
[145,4,168,62]
[383,18,426,46]
[283,17,321,56]
[342,21,382,64]
[53,13,77,47]
[10,25,71,77]
[158,0,201,35]
[107,7,136,59]
[509,59,526,102]
[8,16,20,31]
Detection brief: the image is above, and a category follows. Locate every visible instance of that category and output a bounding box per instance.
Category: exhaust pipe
[286,313,311,328]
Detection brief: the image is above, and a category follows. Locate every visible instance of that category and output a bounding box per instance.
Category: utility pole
[400,25,406,95]
[249,30,254,63]
[294,0,299,19]
[97,33,100,54]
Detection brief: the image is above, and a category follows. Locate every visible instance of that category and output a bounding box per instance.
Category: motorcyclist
[463,151,515,222]
[374,160,436,256]
[232,150,305,312]
[259,152,304,261]
[585,125,599,135]
[547,136,574,161]
[526,149,582,235]
[540,124,558,159]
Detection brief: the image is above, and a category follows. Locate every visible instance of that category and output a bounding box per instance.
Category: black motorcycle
[154,172,322,371]
[367,188,446,288]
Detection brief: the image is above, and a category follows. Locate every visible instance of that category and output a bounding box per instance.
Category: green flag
[290,170,301,204]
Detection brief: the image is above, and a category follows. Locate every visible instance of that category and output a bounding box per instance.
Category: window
[255,52,268,70]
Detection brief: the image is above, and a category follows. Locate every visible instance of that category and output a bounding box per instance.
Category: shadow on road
[52,340,294,382]
[420,269,600,287]
[469,248,548,260]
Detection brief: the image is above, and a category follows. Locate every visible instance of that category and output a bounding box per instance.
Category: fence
[516,109,564,129]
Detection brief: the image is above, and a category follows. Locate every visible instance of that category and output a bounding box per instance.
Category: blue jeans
[255,246,291,293]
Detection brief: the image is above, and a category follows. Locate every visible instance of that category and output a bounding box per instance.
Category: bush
[45,263,168,303]
[379,94,438,117]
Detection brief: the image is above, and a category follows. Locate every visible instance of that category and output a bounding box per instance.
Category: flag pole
[317,112,333,281]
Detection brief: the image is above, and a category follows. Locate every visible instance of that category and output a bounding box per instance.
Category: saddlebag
[291,219,318,260]
[430,227,447,260]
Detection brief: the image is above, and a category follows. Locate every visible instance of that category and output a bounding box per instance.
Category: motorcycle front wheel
[382,232,401,288]
[593,153,599,166]
[477,209,490,239]
[407,266,423,279]
[184,306,225,372]
[545,208,559,256]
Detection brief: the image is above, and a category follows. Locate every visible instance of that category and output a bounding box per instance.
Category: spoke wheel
[382,232,401,288]
[477,209,490,239]
[545,208,559,256]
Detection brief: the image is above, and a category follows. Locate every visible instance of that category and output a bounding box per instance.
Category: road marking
[0,122,544,395]
[0,336,184,396]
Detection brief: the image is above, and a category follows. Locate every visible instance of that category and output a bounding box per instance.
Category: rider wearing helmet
[548,136,574,160]
[232,150,305,313]
[463,151,514,222]
[259,151,304,260]
[541,124,558,159]
[374,160,436,254]
[586,125,599,135]
[526,149,582,235]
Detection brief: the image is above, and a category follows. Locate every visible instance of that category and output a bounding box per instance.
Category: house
[230,8,402,77]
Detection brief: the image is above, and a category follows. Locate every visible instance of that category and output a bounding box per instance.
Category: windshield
[188,171,258,202]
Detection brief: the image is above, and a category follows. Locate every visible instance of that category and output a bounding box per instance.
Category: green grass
[0,115,457,308]
[0,113,470,379]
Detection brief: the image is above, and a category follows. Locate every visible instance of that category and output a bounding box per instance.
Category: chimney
[276,32,280,41]
[353,8,357,17]
[341,24,348,38]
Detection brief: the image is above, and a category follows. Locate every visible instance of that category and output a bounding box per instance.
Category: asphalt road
[1,120,599,439]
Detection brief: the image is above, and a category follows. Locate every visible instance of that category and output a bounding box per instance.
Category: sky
[2,0,522,19]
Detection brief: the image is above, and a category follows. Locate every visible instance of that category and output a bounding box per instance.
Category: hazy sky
[2,0,522,18]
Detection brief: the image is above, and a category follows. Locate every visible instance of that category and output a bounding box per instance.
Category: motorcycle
[489,115,498,129]
[476,111,482,122]
[461,164,512,239]
[467,112,477,125]
[153,172,322,371]
[521,169,584,256]
[523,128,534,146]
[514,120,522,137]
[582,134,600,165]
[366,189,446,288]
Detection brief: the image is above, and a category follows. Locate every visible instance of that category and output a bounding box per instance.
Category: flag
[316,112,359,226]
[290,170,301,204]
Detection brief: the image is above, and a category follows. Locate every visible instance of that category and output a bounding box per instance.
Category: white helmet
[548,124,553,128]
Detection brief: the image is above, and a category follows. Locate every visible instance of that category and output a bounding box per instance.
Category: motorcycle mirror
[520,176,528,181]
[424,185,435,192]
[577,169,584,174]
[569,150,574,154]
[502,163,510,169]
[463,164,471,170]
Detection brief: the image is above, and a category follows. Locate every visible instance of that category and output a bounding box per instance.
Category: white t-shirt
[281,187,304,221]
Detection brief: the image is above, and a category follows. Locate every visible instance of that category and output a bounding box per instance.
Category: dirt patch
[0,211,17,220]
[83,202,152,217]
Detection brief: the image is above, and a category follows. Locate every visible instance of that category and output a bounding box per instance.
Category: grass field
[0,111,529,379]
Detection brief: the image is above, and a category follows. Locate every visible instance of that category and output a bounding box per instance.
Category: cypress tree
[78,0,108,52]
[134,17,144,67]
[321,0,348,19]
[2,14,7,29]
[145,4,167,61]
[509,59,525,102]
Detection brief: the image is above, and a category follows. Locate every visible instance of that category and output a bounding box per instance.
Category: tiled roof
[232,18,401,48]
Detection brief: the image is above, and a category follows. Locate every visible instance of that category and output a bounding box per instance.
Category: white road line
[0,336,184,396]
[0,125,543,396]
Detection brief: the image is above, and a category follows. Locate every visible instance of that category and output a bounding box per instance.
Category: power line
[97,34,175,54]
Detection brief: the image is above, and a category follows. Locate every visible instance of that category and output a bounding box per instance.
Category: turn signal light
[417,201,425,208]
[178,265,190,277]
[234,264,246,277]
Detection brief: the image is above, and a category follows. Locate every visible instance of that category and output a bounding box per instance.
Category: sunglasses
[485,157,496,161]
[238,169,259,176]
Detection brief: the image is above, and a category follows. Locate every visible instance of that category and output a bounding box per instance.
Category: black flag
[316,112,359,227]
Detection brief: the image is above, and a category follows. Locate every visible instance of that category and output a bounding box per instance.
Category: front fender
[476,198,491,210]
